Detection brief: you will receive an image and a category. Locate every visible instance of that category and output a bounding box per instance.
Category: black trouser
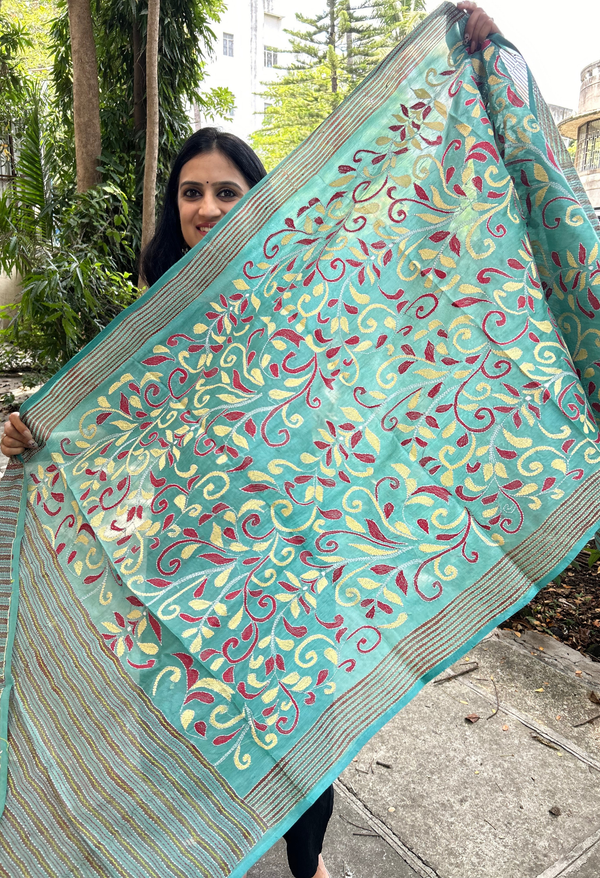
[283,785,334,878]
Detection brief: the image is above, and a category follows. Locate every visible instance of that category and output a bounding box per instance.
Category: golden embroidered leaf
[364,427,380,453]
[181,709,195,729]
[358,577,380,590]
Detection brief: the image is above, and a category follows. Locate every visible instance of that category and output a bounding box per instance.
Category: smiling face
[177,149,250,250]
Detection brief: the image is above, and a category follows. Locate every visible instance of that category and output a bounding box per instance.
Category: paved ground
[248,629,600,878]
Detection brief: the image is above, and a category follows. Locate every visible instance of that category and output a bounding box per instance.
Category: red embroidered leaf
[148,614,162,642]
[199,553,235,565]
[184,691,215,705]
[449,235,461,256]
[371,564,395,574]
[506,86,524,107]
[141,355,173,366]
[366,519,391,543]
[147,577,171,588]
[283,618,308,638]
[396,570,409,594]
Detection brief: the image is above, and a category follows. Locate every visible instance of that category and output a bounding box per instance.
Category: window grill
[223,33,234,57]
[579,120,600,172]
[264,47,277,68]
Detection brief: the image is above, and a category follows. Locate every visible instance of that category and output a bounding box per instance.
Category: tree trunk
[139,0,161,278]
[133,17,146,135]
[328,0,337,93]
[67,0,102,192]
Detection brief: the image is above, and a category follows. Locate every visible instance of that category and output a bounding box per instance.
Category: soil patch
[501,547,600,660]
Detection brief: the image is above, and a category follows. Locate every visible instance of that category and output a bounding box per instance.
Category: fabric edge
[230,510,600,878]
[19,2,464,435]
[0,459,26,818]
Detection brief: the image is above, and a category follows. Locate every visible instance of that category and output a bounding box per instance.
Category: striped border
[246,469,600,821]
[0,457,25,816]
[495,36,600,234]
[26,509,264,838]
[0,459,25,683]
[0,508,267,876]
[20,1,463,441]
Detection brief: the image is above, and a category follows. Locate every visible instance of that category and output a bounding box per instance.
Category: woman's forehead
[178,150,246,186]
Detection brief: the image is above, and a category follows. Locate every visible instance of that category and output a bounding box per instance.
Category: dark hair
[141,127,267,288]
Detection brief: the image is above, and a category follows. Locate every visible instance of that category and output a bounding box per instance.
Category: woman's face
[177,149,250,250]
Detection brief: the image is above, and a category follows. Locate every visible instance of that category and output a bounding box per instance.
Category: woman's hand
[1,413,37,457]
[457,2,502,54]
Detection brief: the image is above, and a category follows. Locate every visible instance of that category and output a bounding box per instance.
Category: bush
[0,91,138,378]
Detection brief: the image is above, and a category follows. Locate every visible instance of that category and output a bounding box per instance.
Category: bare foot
[313,854,329,878]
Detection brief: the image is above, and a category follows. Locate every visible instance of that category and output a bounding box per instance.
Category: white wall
[0,271,21,329]
[192,0,292,142]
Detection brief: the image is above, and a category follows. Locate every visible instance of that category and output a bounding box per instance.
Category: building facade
[559,59,600,220]
[192,0,291,143]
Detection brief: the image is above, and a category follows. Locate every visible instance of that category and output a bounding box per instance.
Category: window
[264,47,277,68]
[579,120,600,172]
[223,33,234,57]
[263,0,274,10]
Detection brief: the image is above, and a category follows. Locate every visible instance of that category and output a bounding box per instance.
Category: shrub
[0,91,138,378]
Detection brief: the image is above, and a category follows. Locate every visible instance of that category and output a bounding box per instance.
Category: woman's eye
[218,188,238,199]
[183,188,200,198]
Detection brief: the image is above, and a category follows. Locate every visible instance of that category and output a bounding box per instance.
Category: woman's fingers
[457,3,501,53]
[0,413,37,457]
[470,10,500,52]
[1,422,26,456]
[1,434,26,456]
[1,434,27,450]
[8,412,36,446]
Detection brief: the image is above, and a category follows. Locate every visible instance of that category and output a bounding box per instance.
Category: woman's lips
[197,223,216,235]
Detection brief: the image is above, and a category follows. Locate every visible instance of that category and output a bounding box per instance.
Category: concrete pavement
[248,629,600,878]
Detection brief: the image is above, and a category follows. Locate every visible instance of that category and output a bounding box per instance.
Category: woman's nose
[197,192,221,219]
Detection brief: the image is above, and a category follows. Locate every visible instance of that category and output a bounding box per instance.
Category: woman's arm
[457,2,502,54]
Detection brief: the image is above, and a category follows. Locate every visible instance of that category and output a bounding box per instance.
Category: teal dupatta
[1,4,599,876]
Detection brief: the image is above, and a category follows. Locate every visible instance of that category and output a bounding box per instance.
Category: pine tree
[250,61,351,170]
[252,0,426,168]
[286,0,377,92]
[365,0,426,60]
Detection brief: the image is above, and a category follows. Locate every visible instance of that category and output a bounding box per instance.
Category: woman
[0,5,501,876]
[141,127,267,289]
